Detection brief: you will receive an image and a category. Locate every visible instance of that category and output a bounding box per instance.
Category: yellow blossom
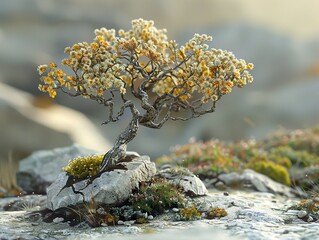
[64,47,71,53]
[72,44,81,51]
[44,77,53,84]
[96,35,104,43]
[233,70,240,78]
[49,62,57,69]
[37,65,47,75]
[247,63,254,70]
[91,42,99,50]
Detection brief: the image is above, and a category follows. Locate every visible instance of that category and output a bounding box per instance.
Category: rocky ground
[0,190,317,240]
[1,138,319,240]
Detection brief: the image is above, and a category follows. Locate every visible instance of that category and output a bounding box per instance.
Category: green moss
[130,179,185,215]
[179,205,201,221]
[63,155,103,179]
[207,207,228,219]
[247,160,291,186]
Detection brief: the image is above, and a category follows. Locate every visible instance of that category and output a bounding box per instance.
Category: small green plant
[179,205,201,221]
[130,178,185,215]
[63,155,103,179]
[206,207,228,219]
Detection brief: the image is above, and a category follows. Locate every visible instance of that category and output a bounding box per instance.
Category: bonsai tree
[37,18,253,173]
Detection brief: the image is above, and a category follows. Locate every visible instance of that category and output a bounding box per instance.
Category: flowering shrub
[37,18,253,172]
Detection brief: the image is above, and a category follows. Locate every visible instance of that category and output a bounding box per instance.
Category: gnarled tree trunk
[100,101,139,172]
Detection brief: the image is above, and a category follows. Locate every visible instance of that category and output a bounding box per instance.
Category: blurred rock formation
[0,83,110,194]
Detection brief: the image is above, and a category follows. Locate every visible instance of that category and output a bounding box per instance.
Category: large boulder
[47,155,156,211]
[17,144,100,194]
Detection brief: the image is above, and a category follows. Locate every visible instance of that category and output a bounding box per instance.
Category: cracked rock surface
[47,155,156,210]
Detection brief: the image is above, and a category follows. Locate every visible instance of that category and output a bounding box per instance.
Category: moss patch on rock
[63,155,103,179]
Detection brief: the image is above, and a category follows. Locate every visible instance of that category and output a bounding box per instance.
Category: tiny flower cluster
[152,33,254,103]
[37,18,253,108]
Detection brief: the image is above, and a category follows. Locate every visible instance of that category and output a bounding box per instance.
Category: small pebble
[215,182,226,190]
[307,216,313,222]
[172,208,179,213]
[124,220,135,226]
[96,207,106,214]
[147,215,154,220]
[53,217,64,223]
[297,210,307,219]
[223,192,229,196]
[117,220,124,225]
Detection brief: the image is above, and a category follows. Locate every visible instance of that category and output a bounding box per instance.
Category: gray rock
[52,217,64,223]
[47,155,156,211]
[17,144,99,194]
[117,220,124,225]
[172,208,179,213]
[158,169,208,197]
[307,216,313,222]
[168,175,208,197]
[218,169,296,197]
[297,210,308,219]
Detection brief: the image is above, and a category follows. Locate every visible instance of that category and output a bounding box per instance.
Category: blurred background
[1,0,319,164]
